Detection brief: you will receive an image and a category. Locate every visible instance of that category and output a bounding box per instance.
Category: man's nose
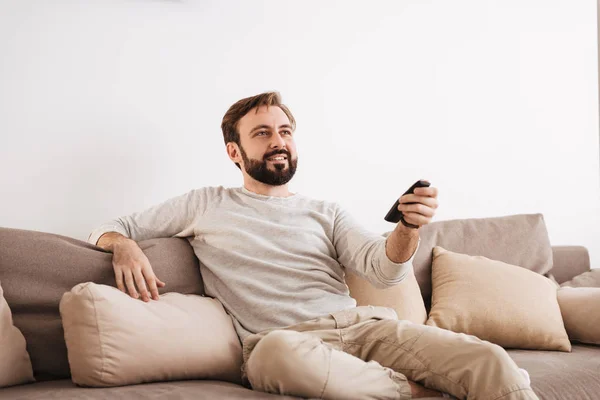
[270,132,286,148]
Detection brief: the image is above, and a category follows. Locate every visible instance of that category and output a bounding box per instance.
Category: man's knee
[474,341,512,362]
[246,330,324,389]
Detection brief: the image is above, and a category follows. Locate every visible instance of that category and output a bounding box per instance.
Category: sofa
[1,213,599,400]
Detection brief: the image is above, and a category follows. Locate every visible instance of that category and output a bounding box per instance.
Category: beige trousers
[241,306,538,400]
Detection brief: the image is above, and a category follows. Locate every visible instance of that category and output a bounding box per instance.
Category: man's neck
[243,179,293,198]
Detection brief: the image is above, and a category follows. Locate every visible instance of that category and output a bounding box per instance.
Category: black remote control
[384,180,431,223]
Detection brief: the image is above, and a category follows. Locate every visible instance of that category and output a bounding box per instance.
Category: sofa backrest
[385,213,555,307]
[0,228,204,381]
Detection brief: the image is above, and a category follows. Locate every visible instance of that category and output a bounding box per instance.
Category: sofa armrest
[550,246,591,284]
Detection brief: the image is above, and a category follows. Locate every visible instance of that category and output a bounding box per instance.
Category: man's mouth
[266,155,288,162]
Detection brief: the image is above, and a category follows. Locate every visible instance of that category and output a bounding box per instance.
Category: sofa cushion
[0,227,205,380]
[403,214,553,308]
[60,283,242,387]
[558,287,600,345]
[346,267,427,324]
[426,246,571,351]
[0,281,35,388]
[508,344,600,400]
[0,379,302,399]
[560,269,600,288]
[3,346,600,400]
[550,246,591,284]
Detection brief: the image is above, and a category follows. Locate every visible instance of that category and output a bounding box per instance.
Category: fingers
[398,186,439,226]
[123,270,139,299]
[112,244,163,302]
[116,267,163,302]
[397,201,436,218]
[133,269,150,302]
[413,186,438,197]
[399,193,439,209]
[114,268,126,293]
[142,269,162,301]
[402,211,431,226]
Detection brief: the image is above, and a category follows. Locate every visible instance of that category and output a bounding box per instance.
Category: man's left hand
[397,185,439,228]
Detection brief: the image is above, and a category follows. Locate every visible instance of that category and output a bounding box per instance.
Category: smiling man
[225,96,298,193]
[89,92,537,400]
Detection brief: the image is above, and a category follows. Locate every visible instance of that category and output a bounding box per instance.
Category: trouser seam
[343,332,468,395]
[341,330,412,400]
[319,346,333,399]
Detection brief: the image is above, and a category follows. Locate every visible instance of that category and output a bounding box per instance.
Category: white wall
[1,0,598,267]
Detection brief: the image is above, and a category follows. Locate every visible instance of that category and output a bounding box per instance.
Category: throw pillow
[561,269,600,288]
[0,227,204,381]
[60,283,243,387]
[0,281,35,387]
[558,287,600,345]
[346,267,427,324]
[426,246,571,352]
[396,213,554,310]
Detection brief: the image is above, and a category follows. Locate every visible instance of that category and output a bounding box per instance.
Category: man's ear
[226,142,240,163]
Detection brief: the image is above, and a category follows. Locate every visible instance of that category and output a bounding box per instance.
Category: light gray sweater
[88,186,418,341]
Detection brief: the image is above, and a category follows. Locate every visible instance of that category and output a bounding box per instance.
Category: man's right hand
[96,232,166,302]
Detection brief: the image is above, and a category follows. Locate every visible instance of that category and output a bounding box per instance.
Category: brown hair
[221,91,296,170]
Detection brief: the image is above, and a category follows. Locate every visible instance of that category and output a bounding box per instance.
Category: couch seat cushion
[508,344,600,400]
[0,379,301,399]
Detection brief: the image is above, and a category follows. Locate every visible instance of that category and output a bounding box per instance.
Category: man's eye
[282,130,292,135]
[257,131,268,136]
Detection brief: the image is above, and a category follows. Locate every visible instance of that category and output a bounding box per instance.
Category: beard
[239,144,298,186]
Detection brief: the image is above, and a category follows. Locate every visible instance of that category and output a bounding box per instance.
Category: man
[89,92,536,399]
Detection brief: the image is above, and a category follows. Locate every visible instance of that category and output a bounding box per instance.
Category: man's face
[235,105,298,186]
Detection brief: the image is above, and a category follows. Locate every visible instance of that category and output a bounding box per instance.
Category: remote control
[384,180,431,223]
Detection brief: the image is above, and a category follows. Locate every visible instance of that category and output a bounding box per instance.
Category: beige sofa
[1,213,599,399]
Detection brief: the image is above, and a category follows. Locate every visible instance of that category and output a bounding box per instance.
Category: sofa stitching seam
[87,284,106,382]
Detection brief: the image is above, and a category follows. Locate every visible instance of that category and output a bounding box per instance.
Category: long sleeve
[333,203,419,289]
[87,188,209,245]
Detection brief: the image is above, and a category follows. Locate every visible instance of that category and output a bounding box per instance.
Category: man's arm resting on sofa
[87,188,211,300]
[96,231,165,302]
[96,231,135,252]
[87,188,207,247]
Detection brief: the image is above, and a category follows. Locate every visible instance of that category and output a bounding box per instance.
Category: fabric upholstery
[0,227,204,380]
[2,345,600,400]
[551,246,591,285]
[346,267,427,324]
[398,214,554,307]
[0,281,35,388]
[60,283,242,387]
[426,247,571,351]
[558,287,600,345]
[561,269,600,288]
[508,344,600,400]
[0,379,302,399]
[0,216,595,398]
